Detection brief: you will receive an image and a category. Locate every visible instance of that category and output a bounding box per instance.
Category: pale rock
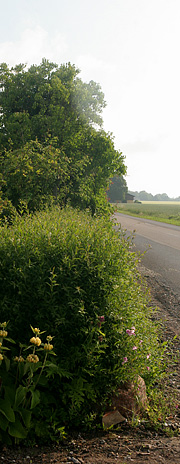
[108,376,148,419]
[102,410,126,428]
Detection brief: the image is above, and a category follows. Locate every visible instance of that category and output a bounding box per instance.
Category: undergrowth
[0,206,171,442]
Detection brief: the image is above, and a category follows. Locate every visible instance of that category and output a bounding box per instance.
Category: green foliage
[0,194,17,225]
[0,60,105,150]
[0,207,168,432]
[1,139,69,210]
[0,323,68,444]
[107,175,128,203]
[0,59,126,215]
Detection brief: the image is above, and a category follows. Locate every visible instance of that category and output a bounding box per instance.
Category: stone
[109,376,148,419]
[102,410,126,428]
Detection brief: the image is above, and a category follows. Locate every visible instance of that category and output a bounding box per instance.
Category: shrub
[0,206,167,428]
[0,196,17,225]
[0,322,69,444]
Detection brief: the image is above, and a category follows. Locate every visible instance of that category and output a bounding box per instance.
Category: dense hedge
[0,207,165,427]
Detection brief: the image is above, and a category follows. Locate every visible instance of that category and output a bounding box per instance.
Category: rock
[102,409,126,428]
[109,375,148,419]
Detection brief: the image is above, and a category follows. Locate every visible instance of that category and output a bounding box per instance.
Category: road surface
[114,213,180,300]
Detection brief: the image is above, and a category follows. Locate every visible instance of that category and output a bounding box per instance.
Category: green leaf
[20,408,31,428]
[14,385,27,408]
[4,357,10,372]
[6,337,16,344]
[8,417,27,438]
[4,386,16,406]
[30,389,40,409]
[0,411,8,431]
[0,399,15,422]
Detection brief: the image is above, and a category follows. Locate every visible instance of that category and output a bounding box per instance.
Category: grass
[115,201,180,226]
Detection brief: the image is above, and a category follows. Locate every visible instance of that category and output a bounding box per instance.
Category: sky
[1,0,180,197]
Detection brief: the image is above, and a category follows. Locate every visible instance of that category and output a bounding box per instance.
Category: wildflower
[30,336,41,346]
[0,353,3,361]
[97,316,105,327]
[122,357,128,365]
[0,342,2,347]
[147,354,151,359]
[131,326,135,331]
[132,346,138,350]
[14,356,24,362]
[146,366,150,371]
[26,354,39,363]
[0,330,8,338]
[34,327,40,334]
[139,340,143,344]
[46,335,53,342]
[0,322,7,328]
[44,343,53,351]
[98,316,105,323]
[126,328,135,336]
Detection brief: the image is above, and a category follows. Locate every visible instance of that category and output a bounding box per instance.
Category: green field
[116,201,180,226]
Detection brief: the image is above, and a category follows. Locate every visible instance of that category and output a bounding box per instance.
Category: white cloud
[0,26,68,67]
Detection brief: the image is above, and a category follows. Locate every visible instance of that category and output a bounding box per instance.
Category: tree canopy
[0,59,126,216]
[107,175,128,203]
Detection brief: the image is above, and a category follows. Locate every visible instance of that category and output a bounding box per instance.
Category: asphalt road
[114,213,180,300]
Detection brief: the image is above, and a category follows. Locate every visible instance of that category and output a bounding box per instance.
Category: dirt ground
[0,266,180,464]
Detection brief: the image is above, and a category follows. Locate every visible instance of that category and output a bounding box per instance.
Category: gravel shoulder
[1,267,180,464]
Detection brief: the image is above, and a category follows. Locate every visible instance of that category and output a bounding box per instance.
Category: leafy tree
[107,175,128,203]
[1,139,70,211]
[0,59,126,214]
[0,59,105,150]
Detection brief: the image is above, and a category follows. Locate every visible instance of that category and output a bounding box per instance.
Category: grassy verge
[115,202,180,226]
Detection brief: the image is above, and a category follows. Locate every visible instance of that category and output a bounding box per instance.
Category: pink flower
[139,340,143,344]
[126,328,135,336]
[146,366,150,371]
[132,346,137,350]
[122,357,128,365]
[131,326,135,331]
[98,316,105,323]
[147,354,151,359]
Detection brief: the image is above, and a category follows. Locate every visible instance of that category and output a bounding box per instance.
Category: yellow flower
[0,322,7,328]
[34,327,40,334]
[46,335,53,342]
[0,353,4,361]
[44,343,53,351]
[26,354,39,363]
[0,330,8,338]
[30,336,41,346]
[14,356,24,362]
[0,342,2,347]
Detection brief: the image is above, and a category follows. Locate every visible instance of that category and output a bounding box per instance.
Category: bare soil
[1,267,180,464]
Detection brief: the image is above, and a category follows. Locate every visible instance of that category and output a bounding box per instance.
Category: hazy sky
[1,0,180,197]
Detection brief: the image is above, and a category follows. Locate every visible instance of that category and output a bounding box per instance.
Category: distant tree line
[128,190,180,202]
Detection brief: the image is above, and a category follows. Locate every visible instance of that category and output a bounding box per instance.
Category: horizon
[1,0,180,198]
[128,188,180,199]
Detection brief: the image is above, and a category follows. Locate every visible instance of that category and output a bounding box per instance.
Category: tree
[0,59,126,214]
[1,139,70,211]
[107,175,128,203]
[0,59,105,150]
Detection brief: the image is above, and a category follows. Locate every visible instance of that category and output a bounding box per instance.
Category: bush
[0,206,167,430]
[0,323,68,444]
[0,196,17,225]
